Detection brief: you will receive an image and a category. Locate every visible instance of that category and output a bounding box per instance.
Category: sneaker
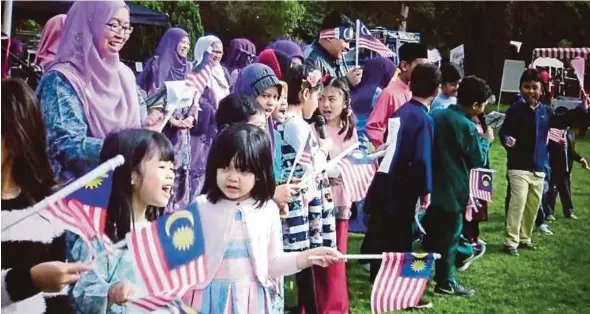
[458,244,486,272]
[565,214,578,220]
[501,245,519,256]
[536,224,554,235]
[518,241,535,250]
[477,238,487,246]
[546,215,556,221]
[434,281,475,297]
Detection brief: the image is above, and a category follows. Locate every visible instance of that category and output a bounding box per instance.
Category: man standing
[304,12,362,87]
[422,76,494,297]
[365,43,428,148]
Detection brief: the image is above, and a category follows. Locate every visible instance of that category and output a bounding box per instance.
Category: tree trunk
[462,2,515,97]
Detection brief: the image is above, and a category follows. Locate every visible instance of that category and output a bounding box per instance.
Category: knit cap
[233,63,282,97]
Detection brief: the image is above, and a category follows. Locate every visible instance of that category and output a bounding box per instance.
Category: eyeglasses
[106,23,134,35]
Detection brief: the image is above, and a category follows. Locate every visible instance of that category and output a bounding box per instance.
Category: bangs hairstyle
[519,68,542,87]
[323,77,356,140]
[216,93,264,130]
[202,123,275,207]
[1,78,56,202]
[286,64,323,105]
[100,129,174,243]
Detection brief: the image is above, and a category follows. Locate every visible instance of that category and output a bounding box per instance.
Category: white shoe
[537,224,554,235]
[477,238,487,246]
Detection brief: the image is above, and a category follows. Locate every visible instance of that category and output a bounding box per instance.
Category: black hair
[202,123,275,208]
[100,129,175,243]
[1,78,56,203]
[320,11,354,30]
[410,63,441,98]
[286,64,323,105]
[399,43,428,64]
[457,76,493,108]
[216,93,264,130]
[322,77,356,141]
[519,68,542,87]
[440,62,463,84]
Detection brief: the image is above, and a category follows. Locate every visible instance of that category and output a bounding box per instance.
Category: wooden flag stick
[308,253,442,260]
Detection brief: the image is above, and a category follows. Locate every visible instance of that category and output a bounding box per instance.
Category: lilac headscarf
[267,39,304,63]
[222,38,257,75]
[137,27,190,92]
[350,57,396,116]
[45,0,140,139]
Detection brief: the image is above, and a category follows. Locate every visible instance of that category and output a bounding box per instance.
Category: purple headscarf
[137,27,190,92]
[350,57,396,116]
[45,0,140,139]
[222,38,257,75]
[267,39,304,63]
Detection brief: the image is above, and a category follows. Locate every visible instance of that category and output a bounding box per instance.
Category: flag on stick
[548,128,566,145]
[357,21,395,58]
[371,253,434,313]
[335,149,377,202]
[469,168,494,202]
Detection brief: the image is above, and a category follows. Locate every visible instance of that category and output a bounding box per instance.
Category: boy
[422,76,493,297]
[500,69,590,256]
[366,43,428,148]
[431,62,463,111]
[363,63,441,286]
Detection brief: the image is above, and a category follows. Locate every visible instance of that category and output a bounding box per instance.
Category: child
[422,76,493,297]
[500,69,590,256]
[216,93,267,130]
[182,123,343,312]
[71,129,176,313]
[431,62,463,111]
[313,76,358,313]
[1,78,91,314]
[271,82,289,126]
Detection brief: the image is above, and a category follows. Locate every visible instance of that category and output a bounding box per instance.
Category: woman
[222,38,256,86]
[38,1,145,183]
[267,38,304,66]
[34,14,67,71]
[136,27,191,96]
[194,35,230,108]
[1,78,92,314]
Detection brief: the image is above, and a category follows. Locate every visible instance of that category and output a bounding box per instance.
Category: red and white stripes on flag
[336,157,377,203]
[358,22,395,58]
[185,61,213,94]
[45,199,113,254]
[126,223,206,296]
[127,288,187,313]
[371,253,430,313]
[469,168,493,202]
[548,128,566,145]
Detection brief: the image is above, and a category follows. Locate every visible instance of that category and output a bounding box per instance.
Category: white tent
[532,57,564,69]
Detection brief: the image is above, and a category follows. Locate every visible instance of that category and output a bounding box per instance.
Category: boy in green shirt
[422,76,494,297]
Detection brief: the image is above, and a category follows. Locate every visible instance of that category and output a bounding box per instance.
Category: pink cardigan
[187,195,300,291]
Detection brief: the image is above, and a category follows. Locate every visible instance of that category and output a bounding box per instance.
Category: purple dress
[164,88,217,212]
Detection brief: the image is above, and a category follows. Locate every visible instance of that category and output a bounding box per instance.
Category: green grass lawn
[285,133,590,313]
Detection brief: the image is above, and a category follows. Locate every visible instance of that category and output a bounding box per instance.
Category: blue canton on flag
[65,171,113,208]
[470,168,494,202]
[399,253,435,279]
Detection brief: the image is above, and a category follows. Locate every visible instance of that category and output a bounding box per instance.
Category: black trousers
[296,267,318,314]
[546,171,574,217]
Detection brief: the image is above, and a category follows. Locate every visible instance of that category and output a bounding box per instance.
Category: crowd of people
[2,1,590,314]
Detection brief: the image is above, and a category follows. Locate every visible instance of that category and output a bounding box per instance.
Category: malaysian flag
[358,21,395,58]
[469,168,494,202]
[126,201,206,297]
[296,134,314,168]
[371,252,434,313]
[128,292,195,313]
[186,51,214,94]
[44,171,113,254]
[336,149,377,202]
[548,128,566,145]
[319,26,354,40]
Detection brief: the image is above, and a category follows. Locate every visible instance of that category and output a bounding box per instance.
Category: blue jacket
[499,99,588,172]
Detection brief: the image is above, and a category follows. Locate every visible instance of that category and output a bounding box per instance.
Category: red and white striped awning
[533,47,590,60]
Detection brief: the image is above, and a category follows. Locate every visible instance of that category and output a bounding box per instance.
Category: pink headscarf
[45,1,140,139]
[34,14,66,69]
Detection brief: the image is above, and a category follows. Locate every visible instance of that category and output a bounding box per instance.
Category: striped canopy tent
[532,47,590,60]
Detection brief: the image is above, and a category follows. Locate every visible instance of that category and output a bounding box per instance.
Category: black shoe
[518,242,535,250]
[434,281,475,297]
[501,245,519,256]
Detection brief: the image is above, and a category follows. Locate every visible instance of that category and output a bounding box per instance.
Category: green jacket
[430,105,491,212]
[303,42,348,80]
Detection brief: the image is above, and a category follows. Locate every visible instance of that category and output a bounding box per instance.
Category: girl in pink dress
[182,123,344,313]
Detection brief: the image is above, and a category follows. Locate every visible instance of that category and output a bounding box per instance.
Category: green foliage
[130,0,203,60]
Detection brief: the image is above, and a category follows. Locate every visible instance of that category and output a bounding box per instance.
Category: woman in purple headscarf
[221,38,256,86]
[38,0,144,183]
[136,27,192,96]
[267,38,304,66]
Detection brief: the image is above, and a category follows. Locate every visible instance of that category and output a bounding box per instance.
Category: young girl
[70,129,176,313]
[182,123,343,313]
[312,77,358,313]
[278,65,337,313]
